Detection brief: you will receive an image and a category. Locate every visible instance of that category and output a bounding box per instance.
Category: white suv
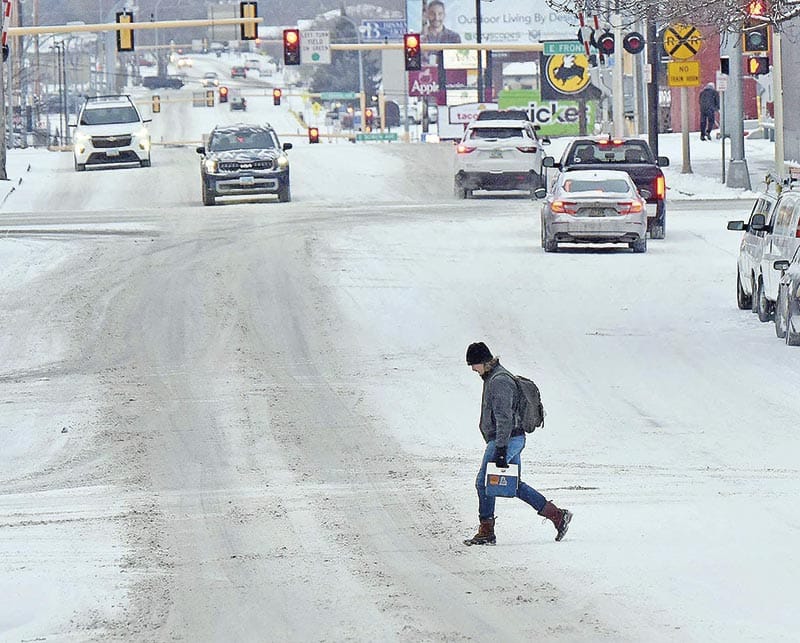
[72,95,151,171]
[454,118,549,198]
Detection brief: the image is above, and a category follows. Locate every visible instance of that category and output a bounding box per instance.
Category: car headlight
[276,155,289,168]
[204,158,218,173]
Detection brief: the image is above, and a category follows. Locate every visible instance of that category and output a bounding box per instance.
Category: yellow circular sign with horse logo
[545,54,591,95]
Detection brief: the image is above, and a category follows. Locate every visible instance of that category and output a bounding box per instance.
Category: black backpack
[513,375,545,433]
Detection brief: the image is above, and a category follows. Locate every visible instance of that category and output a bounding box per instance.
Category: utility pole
[772,27,785,179]
[0,0,8,180]
[646,16,659,158]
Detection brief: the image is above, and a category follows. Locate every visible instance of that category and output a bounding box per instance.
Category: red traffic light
[219,86,228,103]
[404,33,421,71]
[622,32,645,54]
[283,28,301,66]
[273,88,282,105]
[308,127,320,144]
[595,31,615,55]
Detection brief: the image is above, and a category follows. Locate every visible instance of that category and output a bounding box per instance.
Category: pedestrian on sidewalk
[463,342,572,545]
[699,82,719,141]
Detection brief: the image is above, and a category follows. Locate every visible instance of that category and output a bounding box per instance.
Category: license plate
[582,208,606,217]
[490,149,504,159]
[106,149,119,157]
[239,176,255,186]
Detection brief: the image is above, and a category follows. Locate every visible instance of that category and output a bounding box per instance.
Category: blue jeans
[476,435,547,520]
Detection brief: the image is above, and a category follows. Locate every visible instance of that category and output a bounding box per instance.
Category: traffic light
[622,32,645,54]
[595,30,615,56]
[308,127,320,144]
[403,33,421,71]
[364,108,374,132]
[747,55,769,76]
[283,29,300,66]
[273,88,282,106]
[151,95,161,113]
[743,22,769,52]
[239,2,258,41]
[219,86,229,103]
[205,90,215,107]
[116,11,134,52]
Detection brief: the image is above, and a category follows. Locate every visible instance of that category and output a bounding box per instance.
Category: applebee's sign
[408,66,440,96]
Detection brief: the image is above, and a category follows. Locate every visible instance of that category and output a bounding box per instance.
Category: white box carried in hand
[485,462,519,498]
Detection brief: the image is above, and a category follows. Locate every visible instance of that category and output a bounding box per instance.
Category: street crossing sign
[663,24,703,60]
[543,41,585,56]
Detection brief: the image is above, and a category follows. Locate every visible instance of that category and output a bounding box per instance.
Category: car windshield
[468,127,525,140]
[204,72,217,78]
[561,178,631,193]
[570,141,652,164]
[81,106,140,125]
[209,131,275,151]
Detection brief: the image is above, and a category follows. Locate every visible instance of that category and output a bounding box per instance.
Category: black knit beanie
[466,342,493,365]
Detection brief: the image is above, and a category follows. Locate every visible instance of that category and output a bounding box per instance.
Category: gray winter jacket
[479,361,524,448]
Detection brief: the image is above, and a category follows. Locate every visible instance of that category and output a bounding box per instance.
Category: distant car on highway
[454,118,549,198]
[142,75,184,89]
[176,56,192,68]
[230,65,246,79]
[196,123,293,205]
[201,71,220,87]
[537,169,648,253]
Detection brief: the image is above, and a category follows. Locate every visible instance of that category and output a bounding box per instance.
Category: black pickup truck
[543,137,669,239]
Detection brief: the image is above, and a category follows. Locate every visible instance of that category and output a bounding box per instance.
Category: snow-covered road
[1,84,798,642]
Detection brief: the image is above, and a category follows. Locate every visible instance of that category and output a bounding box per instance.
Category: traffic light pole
[726,31,751,190]
[646,17,659,158]
[773,29,785,179]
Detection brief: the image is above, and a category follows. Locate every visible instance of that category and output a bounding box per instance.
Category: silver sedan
[538,169,649,253]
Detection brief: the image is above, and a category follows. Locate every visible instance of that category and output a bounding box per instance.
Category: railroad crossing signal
[663,24,703,60]
[116,11,134,52]
[595,31,615,56]
[622,32,645,54]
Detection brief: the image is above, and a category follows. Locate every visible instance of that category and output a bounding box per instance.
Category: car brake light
[617,201,643,214]
[516,146,538,153]
[551,200,577,214]
[796,220,800,239]
[655,175,666,200]
[457,144,476,154]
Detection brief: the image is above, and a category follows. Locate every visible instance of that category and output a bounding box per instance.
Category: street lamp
[476,0,495,102]
[337,13,366,132]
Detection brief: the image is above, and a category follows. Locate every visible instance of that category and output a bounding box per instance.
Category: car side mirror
[143,118,152,123]
[774,259,790,272]
[282,143,293,151]
[533,187,548,199]
[542,156,557,168]
[540,137,551,145]
[639,188,652,200]
[727,220,746,231]
[749,213,767,231]
[657,156,670,167]
[196,146,205,154]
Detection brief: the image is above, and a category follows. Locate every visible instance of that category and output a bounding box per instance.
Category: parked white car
[727,192,778,310]
[453,119,549,198]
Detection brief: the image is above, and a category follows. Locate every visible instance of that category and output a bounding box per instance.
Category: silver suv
[72,95,151,171]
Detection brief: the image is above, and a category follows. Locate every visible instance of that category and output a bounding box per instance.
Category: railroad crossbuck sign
[663,24,704,61]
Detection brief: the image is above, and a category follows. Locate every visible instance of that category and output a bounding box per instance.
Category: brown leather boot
[539,501,572,542]
[464,517,496,546]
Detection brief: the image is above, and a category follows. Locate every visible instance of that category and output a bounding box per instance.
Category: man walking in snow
[699,82,719,141]
[464,342,572,545]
